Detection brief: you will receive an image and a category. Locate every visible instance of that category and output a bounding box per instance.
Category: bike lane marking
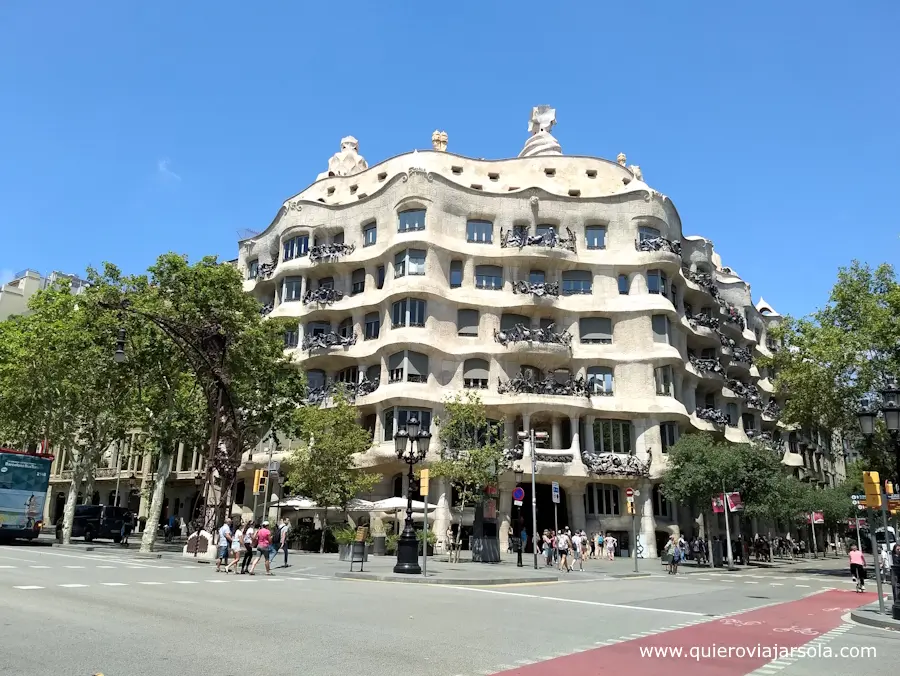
[493,589,876,676]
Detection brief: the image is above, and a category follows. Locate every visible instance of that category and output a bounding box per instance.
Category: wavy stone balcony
[762,400,781,421]
[635,236,682,257]
[257,262,277,280]
[494,323,572,349]
[731,346,753,365]
[726,379,763,409]
[302,331,357,351]
[309,242,355,263]
[582,451,650,478]
[303,287,345,306]
[688,355,724,377]
[720,302,746,331]
[511,280,560,298]
[681,266,719,299]
[695,407,729,426]
[305,376,380,406]
[498,371,588,397]
[687,311,720,331]
[499,226,576,252]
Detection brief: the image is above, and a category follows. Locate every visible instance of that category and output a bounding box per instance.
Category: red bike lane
[497,589,876,676]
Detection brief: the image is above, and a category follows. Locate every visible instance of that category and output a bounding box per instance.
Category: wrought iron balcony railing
[635,236,682,256]
[498,372,588,397]
[303,287,344,306]
[687,311,720,331]
[302,331,357,351]
[689,355,723,375]
[500,226,576,252]
[494,323,572,348]
[257,262,276,279]
[511,280,560,297]
[695,407,729,426]
[732,346,753,364]
[726,379,763,408]
[304,376,380,406]
[762,400,781,419]
[309,243,355,263]
[581,451,651,478]
[681,265,719,298]
[720,302,746,330]
[719,332,736,349]
[259,303,274,317]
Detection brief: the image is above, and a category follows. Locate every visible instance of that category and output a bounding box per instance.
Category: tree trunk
[61,473,83,544]
[452,501,466,563]
[81,473,94,505]
[319,513,326,553]
[140,452,172,553]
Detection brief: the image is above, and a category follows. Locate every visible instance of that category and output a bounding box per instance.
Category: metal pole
[530,428,538,570]
[260,445,274,524]
[422,487,428,578]
[632,508,638,573]
[856,516,863,552]
[809,512,818,558]
[722,482,734,570]
[868,508,886,614]
[516,505,523,567]
[113,439,123,507]
[879,494,891,589]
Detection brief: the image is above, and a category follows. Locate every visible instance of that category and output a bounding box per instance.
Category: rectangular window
[406,352,428,383]
[398,209,426,232]
[457,309,479,337]
[597,484,621,515]
[284,329,298,348]
[639,225,661,242]
[394,251,406,278]
[449,260,463,288]
[338,318,353,339]
[660,423,679,453]
[318,276,334,290]
[475,265,503,290]
[388,353,405,383]
[363,223,377,247]
[248,260,259,280]
[377,265,385,289]
[391,299,408,328]
[408,298,427,327]
[585,226,606,250]
[351,268,365,295]
[333,231,345,245]
[562,270,592,296]
[536,224,555,239]
[307,321,330,337]
[397,408,432,435]
[579,317,612,344]
[529,270,545,285]
[408,249,426,276]
[647,269,667,295]
[283,235,309,261]
[364,312,380,340]
[742,413,756,432]
[283,277,302,302]
[655,366,675,396]
[651,314,670,344]
[383,408,394,441]
[726,403,739,426]
[594,420,632,454]
[587,368,614,395]
[466,220,493,243]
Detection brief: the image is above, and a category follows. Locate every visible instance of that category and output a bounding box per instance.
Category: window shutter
[501,313,529,331]
[457,309,479,335]
[407,351,428,377]
[388,352,404,371]
[652,315,668,343]
[463,359,489,381]
[579,317,611,342]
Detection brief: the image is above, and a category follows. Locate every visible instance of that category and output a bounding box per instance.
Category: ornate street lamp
[393,416,431,574]
[857,377,900,488]
[114,328,127,364]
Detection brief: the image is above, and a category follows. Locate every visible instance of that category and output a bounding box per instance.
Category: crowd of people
[538,528,619,572]
[214,517,291,576]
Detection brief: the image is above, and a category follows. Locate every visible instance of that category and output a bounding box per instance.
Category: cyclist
[849,544,867,592]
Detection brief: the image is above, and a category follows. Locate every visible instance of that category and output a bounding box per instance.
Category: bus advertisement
[0,448,52,541]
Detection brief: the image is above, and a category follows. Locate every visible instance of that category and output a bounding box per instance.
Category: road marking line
[96,565,117,569]
[443,586,707,616]
[770,583,784,586]
[138,582,164,585]
[0,565,15,568]
[64,565,85,569]
[59,583,88,588]
[173,580,198,584]
[13,585,43,590]
[796,584,810,588]
[744,581,760,584]
[29,565,50,569]
[101,582,128,586]
[155,566,172,569]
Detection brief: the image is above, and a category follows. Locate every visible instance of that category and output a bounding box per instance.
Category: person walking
[216,517,233,573]
[849,544,867,592]
[605,532,617,561]
[571,530,584,571]
[542,530,552,566]
[557,529,572,572]
[240,520,256,574]
[249,520,274,576]
[279,517,291,568]
[226,520,244,573]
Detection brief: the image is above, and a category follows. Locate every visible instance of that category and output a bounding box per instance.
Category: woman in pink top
[249,521,274,576]
[848,544,866,592]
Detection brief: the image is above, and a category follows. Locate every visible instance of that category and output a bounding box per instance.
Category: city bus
[0,448,52,542]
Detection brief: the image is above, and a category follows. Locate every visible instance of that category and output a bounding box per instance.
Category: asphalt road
[0,546,896,676]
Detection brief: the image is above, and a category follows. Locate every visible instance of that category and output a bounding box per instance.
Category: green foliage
[767,261,900,474]
[284,395,380,513]
[430,392,505,510]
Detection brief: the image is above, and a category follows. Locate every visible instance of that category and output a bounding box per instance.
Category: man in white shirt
[571,531,584,571]
[216,517,232,573]
[279,518,291,568]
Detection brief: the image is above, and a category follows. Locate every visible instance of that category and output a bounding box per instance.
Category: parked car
[56,505,131,543]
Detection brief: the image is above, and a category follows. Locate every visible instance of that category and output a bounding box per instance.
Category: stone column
[569,483,587,531]
[569,416,581,453]
[175,443,185,475]
[504,416,515,449]
[551,418,562,450]
[432,477,452,553]
[639,480,658,558]
[585,416,595,454]
[498,478,514,553]
[521,413,532,463]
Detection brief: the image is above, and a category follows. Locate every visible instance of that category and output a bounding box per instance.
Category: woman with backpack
[240,520,256,574]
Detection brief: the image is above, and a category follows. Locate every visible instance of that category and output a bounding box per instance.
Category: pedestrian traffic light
[253,469,268,495]
[626,500,634,515]
[863,471,881,509]
[885,481,895,496]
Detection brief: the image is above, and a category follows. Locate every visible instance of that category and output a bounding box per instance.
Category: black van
[56,505,131,543]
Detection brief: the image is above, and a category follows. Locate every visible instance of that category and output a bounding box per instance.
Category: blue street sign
[551,481,560,504]
[512,486,525,502]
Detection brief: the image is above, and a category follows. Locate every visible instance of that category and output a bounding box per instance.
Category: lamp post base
[393,528,422,575]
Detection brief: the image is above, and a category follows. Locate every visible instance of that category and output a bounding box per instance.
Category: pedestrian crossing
[10,576,306,591]
[685,571,858,587]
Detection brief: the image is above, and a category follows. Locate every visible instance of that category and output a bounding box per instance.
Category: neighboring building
[0,268,89,321]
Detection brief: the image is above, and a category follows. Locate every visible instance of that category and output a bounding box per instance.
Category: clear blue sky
[1,2,897,318]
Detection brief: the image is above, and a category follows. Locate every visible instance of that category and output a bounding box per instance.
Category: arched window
[463,359,490,389]
[392,474,403,498]
[338,317,354,338]
[638,225,661,242]
[398,209,426,232]
[618,274,630,295]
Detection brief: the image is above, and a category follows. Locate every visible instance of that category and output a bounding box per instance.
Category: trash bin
[373,534,386,556]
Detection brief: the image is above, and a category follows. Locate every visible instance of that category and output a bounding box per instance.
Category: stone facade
[231,108,842,557]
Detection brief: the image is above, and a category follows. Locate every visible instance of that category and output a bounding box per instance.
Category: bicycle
[773,626,819,636]
[721,619,762,627]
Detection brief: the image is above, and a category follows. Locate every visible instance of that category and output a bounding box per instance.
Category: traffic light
[253,469,268,495]
[863,471,881,509]
[626,500,635,515]
[885,481,895,497]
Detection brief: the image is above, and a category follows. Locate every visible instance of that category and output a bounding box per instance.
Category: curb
[334,572,559,586]
[850,608,900,631]
[610,572,651,579]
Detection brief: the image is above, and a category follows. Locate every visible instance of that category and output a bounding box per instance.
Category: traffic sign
[551,481,560,504]
[625,487,634,498]
[512,486,525,502]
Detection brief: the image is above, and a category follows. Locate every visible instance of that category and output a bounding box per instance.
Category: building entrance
[516,482,567,553]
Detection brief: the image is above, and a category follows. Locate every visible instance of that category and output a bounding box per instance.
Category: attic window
[568,189,581,197]
[377,172,387,181]
[586,169,598,178]
[470,184,483,191]
[357,193,367,200]
[488,172,499,181]
[317,198,326,203]
[622,177,632,186]
[507,186,520,191]
[544,168,556,177]
[349,184,358,194]
[451,166,463,175]
[327,187,336,196]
